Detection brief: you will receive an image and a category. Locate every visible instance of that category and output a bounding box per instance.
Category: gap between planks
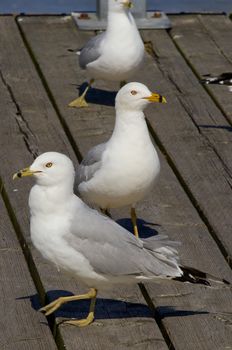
[168,15,232,131]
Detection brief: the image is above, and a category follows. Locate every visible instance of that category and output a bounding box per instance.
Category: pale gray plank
[170,15,232,123]
[0,196,58,350]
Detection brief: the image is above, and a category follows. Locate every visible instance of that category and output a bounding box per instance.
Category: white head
[115,82,166,112]
[108,0,132,12]
[13,152,75,188]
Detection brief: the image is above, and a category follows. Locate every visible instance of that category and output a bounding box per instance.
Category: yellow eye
[45,162,53,168]
[131,90,137,95]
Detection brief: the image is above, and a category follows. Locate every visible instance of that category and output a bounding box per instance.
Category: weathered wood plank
[200,14,232,64]
[141,27,232,264]
[0,197,58,350]
[170,15,232,123]
[19,15,232,350]
[0,16,169,350]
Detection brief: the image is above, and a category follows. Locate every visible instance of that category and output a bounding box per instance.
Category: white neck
[29,181,74,215]
[107,8,135,35]
[111,108,149,142]
[42,183,73,200]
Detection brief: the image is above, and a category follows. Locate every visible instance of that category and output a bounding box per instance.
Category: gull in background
[13,152,230,326]
[69,0,144,108]
[75,82,166,238]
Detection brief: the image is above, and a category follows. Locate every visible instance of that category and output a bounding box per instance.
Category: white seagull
[75,82,166,238]
[69,0,145,108]
[13,152,229,326]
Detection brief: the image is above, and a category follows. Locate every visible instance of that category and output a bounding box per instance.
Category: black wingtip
[200,79,209,85]
[173,266,230,287]
[173,266,210,286]
[222,278,230,285]
[174,275,211,286]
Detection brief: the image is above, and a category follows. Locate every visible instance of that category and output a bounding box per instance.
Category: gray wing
[79,32,105,69]
[75,142,107,187]
[67,202,181,278]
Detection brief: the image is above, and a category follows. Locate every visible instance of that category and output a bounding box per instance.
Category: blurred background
[1,0,232,14]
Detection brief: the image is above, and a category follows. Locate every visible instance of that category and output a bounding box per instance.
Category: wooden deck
[0,14,232,350]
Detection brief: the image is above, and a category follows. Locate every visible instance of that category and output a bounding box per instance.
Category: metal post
[72,0,171,30]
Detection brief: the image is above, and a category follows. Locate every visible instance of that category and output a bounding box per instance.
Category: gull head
[13,152,75,187]
[115,82,167,112]
[108,0,133,12]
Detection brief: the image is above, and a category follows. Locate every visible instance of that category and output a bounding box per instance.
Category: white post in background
[72,0,171,30]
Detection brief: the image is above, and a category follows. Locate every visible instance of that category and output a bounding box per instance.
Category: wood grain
[0,196,57,350]
[170,15,232,123]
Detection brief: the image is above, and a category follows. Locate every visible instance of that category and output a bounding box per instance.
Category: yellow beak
[122,1,133,9]
[13,167,41,180]
[144,92,167,103]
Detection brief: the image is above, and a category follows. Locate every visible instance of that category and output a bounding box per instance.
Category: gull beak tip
[12,167,35,180]
[144,92,167,103]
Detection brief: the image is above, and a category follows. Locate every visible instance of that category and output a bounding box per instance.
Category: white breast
[29,187,105,284]
[86,11,144,81]
[79,125,160,209]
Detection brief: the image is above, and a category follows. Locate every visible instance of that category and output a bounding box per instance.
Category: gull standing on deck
[69,0,144,108]
[13,152,229,327]
[75,82,166,238]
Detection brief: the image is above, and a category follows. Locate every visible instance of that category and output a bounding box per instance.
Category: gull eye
[131,90,137,95]
[45,162,53,168]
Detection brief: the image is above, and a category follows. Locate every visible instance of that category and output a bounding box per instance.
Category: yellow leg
[131,207,139,238]
[39,288,97,322]
[64,292,97,327]
[144,41,154,56]
[68,79,94,108]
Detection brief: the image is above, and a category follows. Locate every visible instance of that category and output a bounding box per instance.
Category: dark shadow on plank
[199,124,232,132]
[74,82,117,107]
[117,217,162,239]
[27,290,152,320]
[21,291,208,322]
[156,305,208,319]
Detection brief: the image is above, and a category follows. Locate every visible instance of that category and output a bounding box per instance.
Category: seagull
[75,82,166,238]
[13,152,230,326]
[201,73,232,91]
[68,0,145,108]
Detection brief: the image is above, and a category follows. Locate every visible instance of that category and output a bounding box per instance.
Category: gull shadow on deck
[117,217,162,239]
[26,291,208,322]
[76,82,117,107]
[199,125,232,132]
[29,290,153,321]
